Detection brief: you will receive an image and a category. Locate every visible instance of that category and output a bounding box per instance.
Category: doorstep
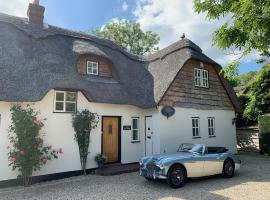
[94,163,139,176]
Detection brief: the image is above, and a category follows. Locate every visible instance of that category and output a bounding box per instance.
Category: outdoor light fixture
[232,118,237,125]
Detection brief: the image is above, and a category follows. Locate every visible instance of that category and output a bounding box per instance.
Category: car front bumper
[140,167,167,180]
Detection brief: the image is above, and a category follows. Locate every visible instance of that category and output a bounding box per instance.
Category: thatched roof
[0,13,242,112]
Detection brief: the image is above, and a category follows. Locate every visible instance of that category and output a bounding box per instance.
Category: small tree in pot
[72,110,99,175]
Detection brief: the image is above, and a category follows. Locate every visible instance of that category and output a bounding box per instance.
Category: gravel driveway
[0,153,269,200]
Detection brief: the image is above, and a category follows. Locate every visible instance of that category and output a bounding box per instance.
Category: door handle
[147,136,151,139]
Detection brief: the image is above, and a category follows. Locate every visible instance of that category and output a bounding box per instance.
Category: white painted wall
[157,107,237,154]
[0,90,237,182]
[0,90,148,181]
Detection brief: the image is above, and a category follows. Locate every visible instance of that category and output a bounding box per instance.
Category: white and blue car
[140,143,241,188]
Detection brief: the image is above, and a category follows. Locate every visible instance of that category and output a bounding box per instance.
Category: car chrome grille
[146,162,160,171]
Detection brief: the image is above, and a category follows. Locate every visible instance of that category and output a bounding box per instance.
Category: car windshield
[177,143,203,154]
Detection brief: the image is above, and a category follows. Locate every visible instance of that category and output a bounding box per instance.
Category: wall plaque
[123,125,131,130]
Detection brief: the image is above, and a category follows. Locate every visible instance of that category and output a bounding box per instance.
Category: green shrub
[258,114,270,154]
[72,110,99,175]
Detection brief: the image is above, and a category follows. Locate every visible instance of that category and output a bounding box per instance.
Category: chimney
[27,0,45,26]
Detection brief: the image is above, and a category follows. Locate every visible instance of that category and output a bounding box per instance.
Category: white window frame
[194,68,209,88]
[54,91,77,113]
[208,117,215,137]
[87,61,99,75]
[131,117,140,142]
[192,117,200,138]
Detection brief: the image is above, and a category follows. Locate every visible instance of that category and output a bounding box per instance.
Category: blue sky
[0,0,262,73]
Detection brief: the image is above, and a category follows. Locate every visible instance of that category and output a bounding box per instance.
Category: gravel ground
[0,153,269,200]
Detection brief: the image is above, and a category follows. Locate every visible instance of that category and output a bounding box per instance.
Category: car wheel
[167,165,187,188]
[223,159,235,178]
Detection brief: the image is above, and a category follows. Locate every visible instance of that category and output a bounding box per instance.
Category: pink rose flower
[48,145,52,150]
[6,146,10,150]
[19,150,25,156]
[42,158,48,164]
[34,119,41,126]
[59,148,63,154]
[9,157,16,162]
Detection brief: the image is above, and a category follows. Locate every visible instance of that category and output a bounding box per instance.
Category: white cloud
[122,1,129,12]
[133,0,259,65]
[0,0,32,17]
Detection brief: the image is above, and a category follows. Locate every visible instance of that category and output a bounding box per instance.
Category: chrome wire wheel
[167,165,187,188]
[171,169,183,186]
[223,159,235,178]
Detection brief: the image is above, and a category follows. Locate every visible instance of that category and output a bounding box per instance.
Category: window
[87,61,99,75]
[192,117,200,138]
[208,117,215,137]
[54,91,77,112]
[194,68,209,87]
[132,117,140,142]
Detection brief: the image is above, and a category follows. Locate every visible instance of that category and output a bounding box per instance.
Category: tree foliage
[92,20,160,55]
[8,105,61,186]
[193,0,270,59]
[222,61,241,87]
[236,64,270,126]
[72,110,99,175]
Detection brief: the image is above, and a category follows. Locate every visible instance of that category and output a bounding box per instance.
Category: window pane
[92,68,98,75]
[56,92,64,101]
[132,118,138,129]
[55,102,64,111]
[133,130,138,141]
[66,102,76,112]
[192,119,195,127]
[66,92,76,101]
[193,128,196,137]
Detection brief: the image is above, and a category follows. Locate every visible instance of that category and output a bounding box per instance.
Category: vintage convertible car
[140,143,241,188]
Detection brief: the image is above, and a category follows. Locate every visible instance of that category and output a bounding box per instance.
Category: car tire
[222,159,235,178]
[167,165,187,188]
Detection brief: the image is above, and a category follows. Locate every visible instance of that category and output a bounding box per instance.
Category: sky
[0,0,262,74]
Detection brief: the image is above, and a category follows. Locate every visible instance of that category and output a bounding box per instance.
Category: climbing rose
[19,150,25,156]
[9,157,16,162]
[34,119,41,126]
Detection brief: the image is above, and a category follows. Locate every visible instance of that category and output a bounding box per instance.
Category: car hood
[147,152,192,163]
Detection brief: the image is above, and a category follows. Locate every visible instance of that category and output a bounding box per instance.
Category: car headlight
[156,163,165,170]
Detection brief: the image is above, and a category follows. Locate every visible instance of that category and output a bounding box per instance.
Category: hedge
[258,114,270,154]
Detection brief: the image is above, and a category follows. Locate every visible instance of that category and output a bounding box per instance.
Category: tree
[72,110,99,175]
[193,0,270,59]
[222,61,241,87]
[92,20,160,55]
[239,71,258,86]
[236,63,270,125]
[8,105,61,186]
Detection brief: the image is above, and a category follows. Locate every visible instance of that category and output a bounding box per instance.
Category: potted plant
[95,154,106,168]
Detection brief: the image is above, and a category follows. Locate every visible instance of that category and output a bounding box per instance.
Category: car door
[185,152,205,177]
[203,152,222,176]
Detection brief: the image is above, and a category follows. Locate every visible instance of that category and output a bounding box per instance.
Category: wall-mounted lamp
[232,118,237,125]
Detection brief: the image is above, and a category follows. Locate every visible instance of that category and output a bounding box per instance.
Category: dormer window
[87,61,99,75]
[194,68,209,88]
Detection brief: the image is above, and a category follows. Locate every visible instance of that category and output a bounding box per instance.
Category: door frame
[101,116,122,163]
[144,115,153,156]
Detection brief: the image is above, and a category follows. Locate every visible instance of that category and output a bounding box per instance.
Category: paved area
[0,154,269,200]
